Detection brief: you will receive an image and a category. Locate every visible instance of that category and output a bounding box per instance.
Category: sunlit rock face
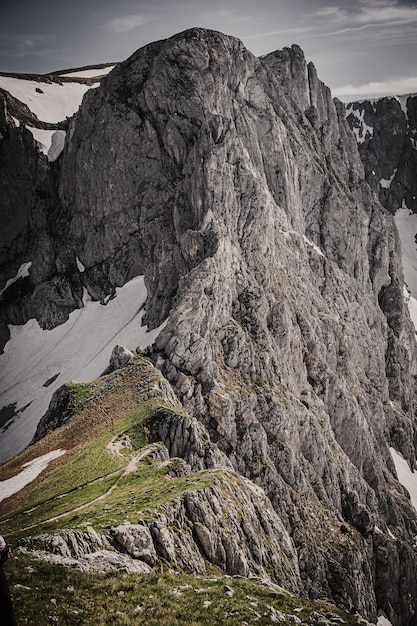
[2,28,417,624]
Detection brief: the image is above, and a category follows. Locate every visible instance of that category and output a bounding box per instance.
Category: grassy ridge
[0,357,188,534]
[7,552,363,626]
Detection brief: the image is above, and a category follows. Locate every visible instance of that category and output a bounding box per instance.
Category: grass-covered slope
[0,354,209,539]
[6,555,365,626]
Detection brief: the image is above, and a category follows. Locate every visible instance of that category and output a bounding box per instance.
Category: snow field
[0,76,97,123]
[0,275,167,463]
[0,449,66,503]
[390,447,417,512]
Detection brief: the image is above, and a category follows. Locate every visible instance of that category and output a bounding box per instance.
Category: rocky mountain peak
[1,28,417,625]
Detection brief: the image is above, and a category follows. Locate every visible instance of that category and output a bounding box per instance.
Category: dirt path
[20,444,160,531]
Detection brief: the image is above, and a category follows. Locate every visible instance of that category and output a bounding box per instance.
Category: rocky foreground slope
[1,29,417,625]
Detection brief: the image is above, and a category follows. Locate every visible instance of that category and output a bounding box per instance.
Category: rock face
[111,471,301,590]
[18,527,153,574]
[0,92,83,349]
[346,95,417,214]
[2,28,417,624]
[21,473,301,590]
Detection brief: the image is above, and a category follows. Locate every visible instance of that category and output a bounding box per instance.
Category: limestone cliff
[1,29,417,624]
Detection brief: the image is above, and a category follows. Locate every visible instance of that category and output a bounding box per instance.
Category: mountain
[346,94,417,216]
[346,95,417,310]
[1,29,417,625]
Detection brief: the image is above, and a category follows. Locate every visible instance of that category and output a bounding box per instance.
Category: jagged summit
[1,28,417,624]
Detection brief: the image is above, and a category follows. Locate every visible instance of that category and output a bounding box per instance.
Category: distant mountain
[1,29,417,625]
[0,63,115,160]
[346,94,417,215]
[346,93,417,315]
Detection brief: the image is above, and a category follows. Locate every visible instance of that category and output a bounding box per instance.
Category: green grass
[7,552,364,626]
[1,397,215,545]
[80,464,217,530]
[5,473,122,537]
[66,382,94,413]
[0,399,189,541]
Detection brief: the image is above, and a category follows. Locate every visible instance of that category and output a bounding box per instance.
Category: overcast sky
[1,0,417,101]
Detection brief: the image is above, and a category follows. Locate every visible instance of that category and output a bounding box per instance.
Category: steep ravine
[1,29,417,624]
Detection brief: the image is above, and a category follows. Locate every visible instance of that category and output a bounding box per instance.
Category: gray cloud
[0,32,63,59]
[308,0,417,28]
[333,74,417,99]
[104,13,151,33]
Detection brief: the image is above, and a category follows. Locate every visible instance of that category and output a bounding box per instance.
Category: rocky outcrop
[346,95,417,214]
[2,29,417,624]
[147,407,233,471]
[20,472,301,591]
[18,527,152,574]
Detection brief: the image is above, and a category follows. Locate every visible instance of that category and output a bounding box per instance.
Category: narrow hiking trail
[19,444,161,531]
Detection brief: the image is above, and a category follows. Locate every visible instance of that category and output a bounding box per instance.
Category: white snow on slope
[380,168,397,190]
[377,612,394,626]
[0,76,96,123]
[0,262,32,297]
[394,206,417,332]
[26,128,66,161]
[0,275,167,464]
[394,207,417,301]
[0,449,65,503]
[403,286,417,332]
[303,235,324,257]
[390,447,417,512]
[394,94,416,116]
[345,104,373,144]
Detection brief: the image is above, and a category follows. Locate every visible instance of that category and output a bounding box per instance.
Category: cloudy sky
[1,0,417,101]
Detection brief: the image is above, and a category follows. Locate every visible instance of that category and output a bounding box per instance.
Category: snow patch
[394,208,417,302]
[395,94,411,116]
[403,287,417,332]
[0,262,32,297]
[27,128,65,161]
[0,449,66,503]
[76,257,85,273]
[0,76,97,123]
[303,235,325,257]
[377,611,395,626]
[28,127,54,155]
[346,105,373,144]
[390,447,417,512]
[0,275,167,463]
[380,168,397,190]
